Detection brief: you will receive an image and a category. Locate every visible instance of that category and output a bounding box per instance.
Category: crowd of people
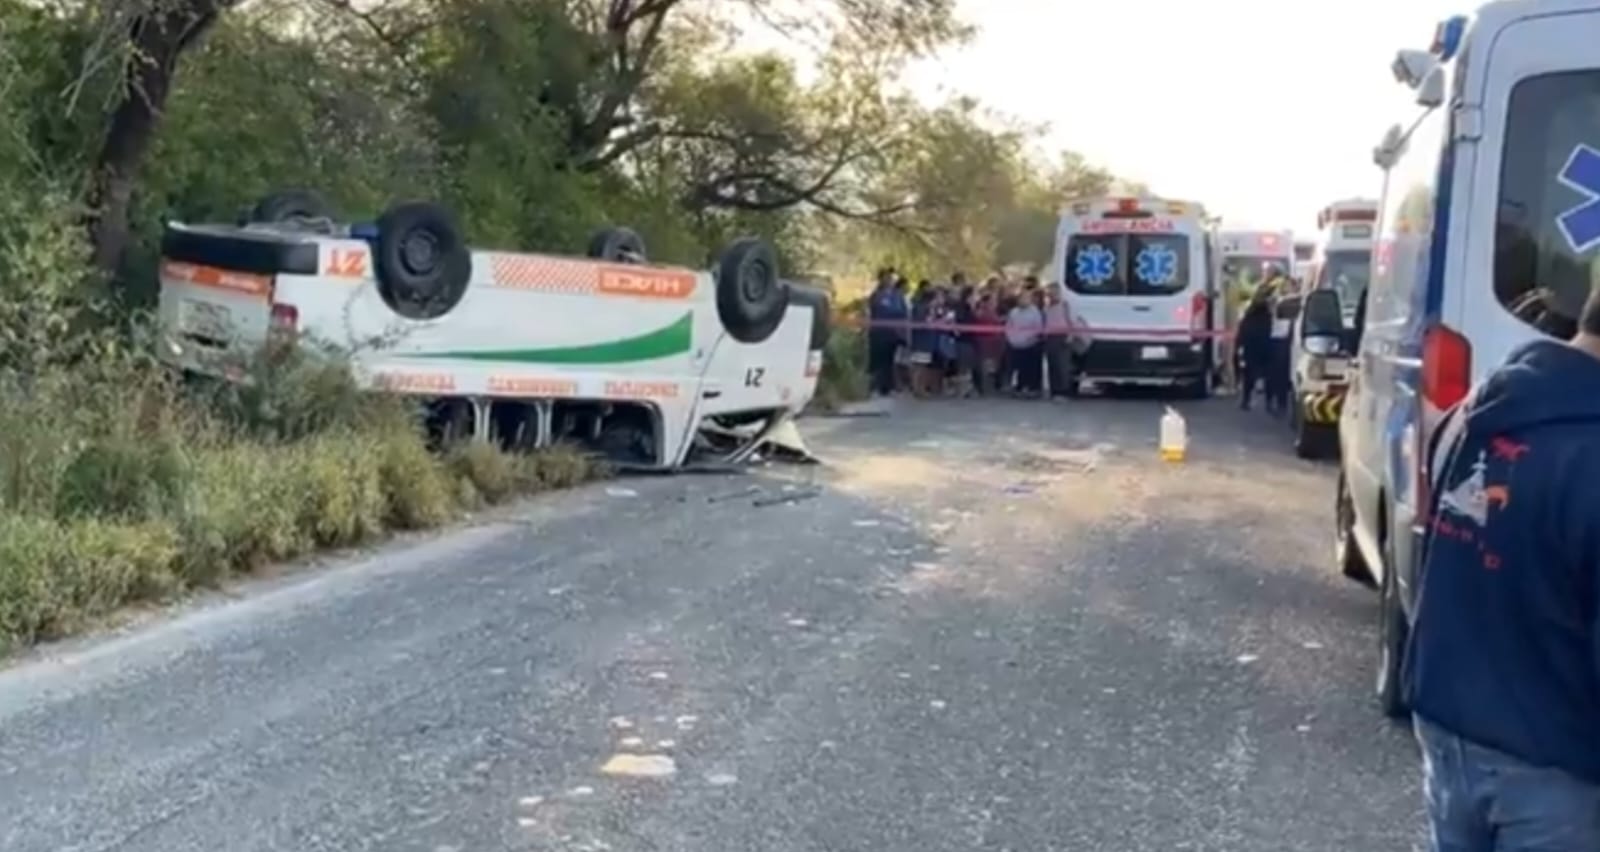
[861,265,1308,410]
[862,268,1083,400]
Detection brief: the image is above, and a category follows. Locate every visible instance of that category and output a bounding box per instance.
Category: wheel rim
[401,230,440,275]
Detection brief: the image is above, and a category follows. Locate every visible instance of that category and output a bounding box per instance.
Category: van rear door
[158,224,319,369]
[1062,226,1201,341]
[1458,5,1600,378]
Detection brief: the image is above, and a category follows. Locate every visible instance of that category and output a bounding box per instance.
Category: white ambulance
[1053,196,1221,397]
[1285,199,1379,457]
[1309,199,1380,326]
[158,192,829,470]
[1217,229,1296,290]
[1335,2,1600,718]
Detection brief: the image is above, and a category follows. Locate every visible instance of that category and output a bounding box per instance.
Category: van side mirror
[1416,66,1446,108]
[1373,123,1406,169]
[1301,289,1344,339]
[1392,49,1436,89]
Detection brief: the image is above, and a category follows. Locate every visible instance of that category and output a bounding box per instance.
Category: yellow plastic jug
[1159,406,1187,462]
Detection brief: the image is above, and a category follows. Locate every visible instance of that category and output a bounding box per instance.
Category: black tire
[1335,473,1375,585]
[1186,368,1213,400]
[587,227,647,264]
[1376,534,1410,720]
[786,282,831,350]
[374,201,472,321]
[715,237,788,344]
[247,189,334,224]
[1294,420,1317,459]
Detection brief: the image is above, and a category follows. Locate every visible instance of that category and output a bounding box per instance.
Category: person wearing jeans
[866,269,907,396]
[1402,286,1600,851]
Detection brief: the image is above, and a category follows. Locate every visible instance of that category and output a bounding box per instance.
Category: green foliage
[0,0,1141,652]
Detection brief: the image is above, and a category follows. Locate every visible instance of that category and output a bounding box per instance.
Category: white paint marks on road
[674,714,699,731]
[1301,641,1324,650]
[608,716,634,730]
[786,617,809,628]
[928,522,953,534]
[648,670,670,681]
[1296,724,1312,733]
[547,586,569,596]
[517,795,545,808]
[911,562,940,572]
[656,739,676,749]
[517,817,537,828]
[569,786,595,797]
[896,671,912,680]
[851,519,881,528]
[600,754,677,778]
[605,487,639,498]
[619,736,644,748]
[1235,654,1259,665]
[929,699,948,710]
[705,772,739,786]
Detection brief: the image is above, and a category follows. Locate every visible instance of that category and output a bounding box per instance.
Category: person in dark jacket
[1235,292,1273,411]
[1402,288,1600,851]
[866,268,907,396]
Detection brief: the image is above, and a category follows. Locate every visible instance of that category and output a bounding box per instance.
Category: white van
[1217,229,1296,288]
[159,192,828,470]
[1336,2,1600,717]
[1053,196,1220,397]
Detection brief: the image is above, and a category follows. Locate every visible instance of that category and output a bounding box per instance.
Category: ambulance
[1283,199,1379,458]
[1053,196,1220,397]
[1309,199,1379,327]
[1217,229,1296,291]
[158,191,829,470]
[1335,3,1600,719]
[1293,239,1316,283]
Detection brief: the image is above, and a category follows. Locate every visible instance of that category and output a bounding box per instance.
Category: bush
[0,345,602,652]
[812,325,868,411]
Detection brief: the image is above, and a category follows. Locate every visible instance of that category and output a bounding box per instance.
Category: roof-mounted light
[1431,15,1468,62]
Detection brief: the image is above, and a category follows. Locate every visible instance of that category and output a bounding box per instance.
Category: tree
[83,0,241,273]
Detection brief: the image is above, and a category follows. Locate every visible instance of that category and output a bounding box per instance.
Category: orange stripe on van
[161,260,272,297]
[486,253,695,300]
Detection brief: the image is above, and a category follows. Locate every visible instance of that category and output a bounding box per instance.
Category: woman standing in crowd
[1005,288,1046,397]
[974,291,1005,395]
[950,285,979,397]
[1041,284,1072,398]
[908,283,945,397]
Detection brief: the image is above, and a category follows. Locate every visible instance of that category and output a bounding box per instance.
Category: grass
[809,297,869,412]
[0,350,599,654]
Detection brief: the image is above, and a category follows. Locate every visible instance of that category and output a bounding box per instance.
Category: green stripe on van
[406,311,692,365]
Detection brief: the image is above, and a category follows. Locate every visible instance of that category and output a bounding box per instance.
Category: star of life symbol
[1074,244,1116,286]
[1135,244,1178,285]
[1438,450,1490,527]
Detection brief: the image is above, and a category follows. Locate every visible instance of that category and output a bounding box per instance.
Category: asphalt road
[0,393,1424,852]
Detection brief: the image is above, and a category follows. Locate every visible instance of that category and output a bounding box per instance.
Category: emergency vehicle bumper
[1076,339,1209,382]
[1298,387,1347,424]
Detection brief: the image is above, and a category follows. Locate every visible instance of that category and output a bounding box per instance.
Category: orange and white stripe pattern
[160,260,272,298]
[484,252,696,300]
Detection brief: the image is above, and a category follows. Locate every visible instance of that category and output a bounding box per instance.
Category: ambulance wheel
[715,237,788,344]
[1185,368,1213,400]
[247,189,334,225]
[587,227,647,264]
[1293,420,1318,459]
[1335,473,1374,585]
[374,201,472,321]
[1376,532,1410,720]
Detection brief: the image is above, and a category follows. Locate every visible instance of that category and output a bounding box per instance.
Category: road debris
[1236,654,1260,664]
[600,754,677,778]
[753,485,823,507]
[705,772,739,786]
[604,486,639,498]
